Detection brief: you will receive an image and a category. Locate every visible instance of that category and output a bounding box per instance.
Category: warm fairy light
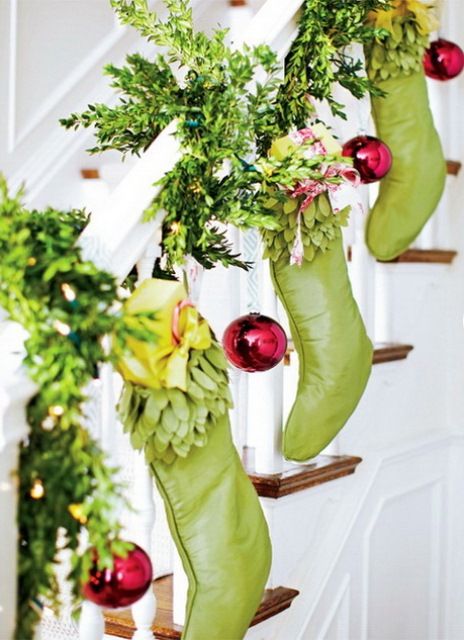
[188,181,202,194]
[53,319,71,336]
[61,283,77,302]
[27,257,37,267]
[30,479,45,500]
[68,503,88,524]
[49,405,64,417]
[171,222,181,234]
[41,416,56,431]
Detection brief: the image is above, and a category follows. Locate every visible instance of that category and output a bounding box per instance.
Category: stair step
[379,248,457,264]
[80,168,100,179]
[446,160,461,175]
[347,247,457,264]
[285,341,413,367]
[244,449,362,499]
[372,342,414,364]
[104,574,299,639]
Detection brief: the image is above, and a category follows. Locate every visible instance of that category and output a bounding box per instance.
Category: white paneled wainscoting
[1,0,464,639]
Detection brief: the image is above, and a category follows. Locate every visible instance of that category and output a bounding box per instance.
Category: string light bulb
[61,283,77,302]
[41,416,56,431]
[53,319,71,336]
[49,405,64,418]
[30,479,45,500]
[27,257,37,267]
[68,503,88,524]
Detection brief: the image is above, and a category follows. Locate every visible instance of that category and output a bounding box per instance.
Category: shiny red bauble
[342,135,392,184]
[222,313,287,373]
[82,543,153,609]
[424,38,464,81]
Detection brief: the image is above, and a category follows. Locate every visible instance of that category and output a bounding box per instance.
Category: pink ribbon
[171,299,194,345]
[285,128,361,266]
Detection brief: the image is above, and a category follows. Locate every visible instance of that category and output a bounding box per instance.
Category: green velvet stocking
[271,235,373,462]
[366,72,446,261]
[151,413,271,639]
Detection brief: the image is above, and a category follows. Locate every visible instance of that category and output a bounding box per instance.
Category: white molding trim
[316,574,351,640]
[294,431,458,640]
[360,477,445,640]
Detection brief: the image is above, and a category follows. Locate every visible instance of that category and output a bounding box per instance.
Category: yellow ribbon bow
[369,0,438,36]
[117,278,211,391]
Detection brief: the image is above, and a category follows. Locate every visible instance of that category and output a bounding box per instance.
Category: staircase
[2,1,464,639]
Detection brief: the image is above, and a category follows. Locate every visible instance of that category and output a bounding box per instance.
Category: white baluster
[350,192,377,340]
[250,258,284,474]
[173,549,188,627]
[130,456,157,639]
[79,600,104,640]
[0,319,37,640]
[228,0,253,47]
[126,240,160,639]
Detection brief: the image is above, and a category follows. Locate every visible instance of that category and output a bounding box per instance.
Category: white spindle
[172,549,188,627]
[249,258,284,474]
[124,242,161,639]
[78,601,104,640]
[130,455,157,639]
[350,193,377,339]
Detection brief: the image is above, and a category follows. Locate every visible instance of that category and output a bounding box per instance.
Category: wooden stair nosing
[286,341,414,367]
[347,247,457,264]
[243,449,362,499]
[379,248,457,264]
[446,159,462,176]
[372,343,414,365]
[104,574,299,639]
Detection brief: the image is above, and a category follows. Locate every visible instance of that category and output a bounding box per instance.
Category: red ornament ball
[424,38,464,81]
[82,543,153,609]
[342,135,392,184]
[222,313,287,373]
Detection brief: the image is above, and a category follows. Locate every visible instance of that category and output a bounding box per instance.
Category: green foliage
[119,341,232,464]
[0,178,154,639]
[276,0,391,128]
[365,12,430,82]
[61,0,287,271]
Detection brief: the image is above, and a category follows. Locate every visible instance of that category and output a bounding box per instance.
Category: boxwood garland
[275,0,391,131]
[0,179,157,640]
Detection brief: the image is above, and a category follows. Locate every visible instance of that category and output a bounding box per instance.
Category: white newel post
[0,320,38,640]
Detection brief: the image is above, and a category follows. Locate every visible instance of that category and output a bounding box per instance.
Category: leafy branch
[276,0,392,128]
[61,0,285,271]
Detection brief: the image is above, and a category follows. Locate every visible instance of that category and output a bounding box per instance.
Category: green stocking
[365,6,446,261]
[263,181,373,462]
[366,71,446,260]
[118,279,271,640]
[271,235,372,462]
[152,413,271,640]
